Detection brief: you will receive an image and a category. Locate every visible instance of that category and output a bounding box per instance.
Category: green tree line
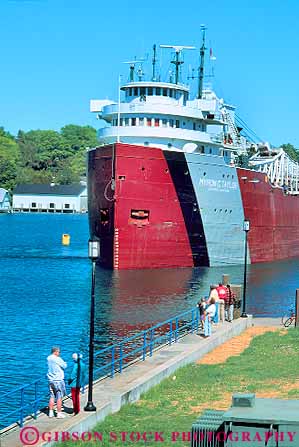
[0,125,98,190]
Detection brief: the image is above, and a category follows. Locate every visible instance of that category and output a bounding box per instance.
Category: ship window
[163,88,168,96]
[155,118,159,127]
[65,204,70,209]
[167,143,172,148]
[175,90,180,99]
[175,120,180,128]
[49,203,55,209]
[134,87,138,96]
[209,149,212,154]
[140,87,145,95]
[169,89,173,98]
[129,88,133,96]
[193,123,196,130]
[169,119,174,127]
[146,118,151,126]
[139,117,144,126]
[156,87,161,95]
[132,118,136,126]
[162,119,167,127]
[148,87,153,95]
[144,141,149,146]
[31,202,36,207]
[124,118,129,126]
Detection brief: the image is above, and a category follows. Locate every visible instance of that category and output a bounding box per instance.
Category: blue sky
[1,0,299,146]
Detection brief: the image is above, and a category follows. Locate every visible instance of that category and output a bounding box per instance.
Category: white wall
[13,194,81,211]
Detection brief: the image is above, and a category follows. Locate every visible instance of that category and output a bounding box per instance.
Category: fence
[1,306,200,430]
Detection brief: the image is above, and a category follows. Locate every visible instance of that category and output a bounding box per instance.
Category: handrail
[0,306,200,430]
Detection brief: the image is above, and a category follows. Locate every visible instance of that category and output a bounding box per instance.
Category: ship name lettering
[199,178,237,191]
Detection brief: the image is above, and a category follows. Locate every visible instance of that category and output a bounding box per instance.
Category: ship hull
[88,143,299,269]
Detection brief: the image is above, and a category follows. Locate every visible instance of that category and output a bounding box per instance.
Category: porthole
[203,172,206,176]
[222,174,225,178]
[144,141,149,146]
[220,209,222,212]
[167,143,172,148]
[141,167,145,171]
[232,175,234,179]
[214,208,217,212]
[165,169,169,173]
[227,174,230,178]
[184,171,188,175]
[225,209,228,212]
[229,210,232,213]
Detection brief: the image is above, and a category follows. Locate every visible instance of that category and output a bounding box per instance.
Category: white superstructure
[90,36,248,162]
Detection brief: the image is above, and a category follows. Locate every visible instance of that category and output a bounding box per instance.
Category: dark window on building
[65,204,70,209]
[163,88,167,96]
[134,87,138,96]
[129,88,132,96]
[140,87,145,95]
[132,118,136,126]
[154,118,159,127]
[49,203,55,209]
[175,120,180,128]
[156,87,161,95]
[31,202,36,207]
[169,89,173,98]
[148,87,153,95]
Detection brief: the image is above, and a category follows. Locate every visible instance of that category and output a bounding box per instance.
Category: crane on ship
[249,144,299,194]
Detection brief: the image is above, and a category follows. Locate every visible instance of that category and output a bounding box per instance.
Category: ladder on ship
[249,147,299,194]
[222,108,241,147]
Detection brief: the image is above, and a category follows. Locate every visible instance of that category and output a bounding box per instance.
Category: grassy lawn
[61,329,299,446]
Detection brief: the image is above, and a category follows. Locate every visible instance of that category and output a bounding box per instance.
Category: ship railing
[0,306,200,431]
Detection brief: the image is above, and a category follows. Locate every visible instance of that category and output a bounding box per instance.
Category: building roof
[13,184,87,196]
[0,188,9,202]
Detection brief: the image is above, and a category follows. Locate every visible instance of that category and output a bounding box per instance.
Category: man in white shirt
[47,346,67,418]
[204,298,216,337]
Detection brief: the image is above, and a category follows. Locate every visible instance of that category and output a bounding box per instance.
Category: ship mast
[152,44,157,81]
[160,45,195,84]
[198,25,207,99]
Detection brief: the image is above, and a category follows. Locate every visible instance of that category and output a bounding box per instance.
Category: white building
[0,188,10,212]
[13,184,87,213]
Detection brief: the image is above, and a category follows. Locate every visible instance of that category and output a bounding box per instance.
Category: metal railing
[1,306,200,430]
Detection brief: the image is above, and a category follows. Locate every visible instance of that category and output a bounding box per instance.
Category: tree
[281,143,299,162]
[60,125,98,152]
[0,131,19,190]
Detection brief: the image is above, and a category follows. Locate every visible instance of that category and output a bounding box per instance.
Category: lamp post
[241,220,250,318]
[84,239,100,412]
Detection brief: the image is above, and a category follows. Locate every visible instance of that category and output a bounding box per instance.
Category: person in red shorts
[68,353,87,415]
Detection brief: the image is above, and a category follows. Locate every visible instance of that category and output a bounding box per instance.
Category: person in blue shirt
[68,353,87,415]
[47,346,67,418]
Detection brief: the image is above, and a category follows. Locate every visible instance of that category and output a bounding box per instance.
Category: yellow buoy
[62,234,70,245]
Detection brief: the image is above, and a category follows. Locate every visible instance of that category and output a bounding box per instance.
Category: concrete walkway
[0,317,254,447]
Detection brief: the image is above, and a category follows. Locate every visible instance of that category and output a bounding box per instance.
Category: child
[204,297,216,337]
[197,297,207,330]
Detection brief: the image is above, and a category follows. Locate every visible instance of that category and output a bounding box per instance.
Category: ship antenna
[152,44,157,81]
[198,25,207,99]
[160,45,196,84]
[123,58,144,82]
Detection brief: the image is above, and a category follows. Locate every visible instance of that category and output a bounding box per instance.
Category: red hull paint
[114,144,194,269]
[89,144,194,269]
[237,168,299,263]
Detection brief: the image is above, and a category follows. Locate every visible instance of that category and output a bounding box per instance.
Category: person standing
[226,284,236,322]
[204,297,216,337]
[216,283,227,323]
[68,353,87,415]
[47,346,67,418]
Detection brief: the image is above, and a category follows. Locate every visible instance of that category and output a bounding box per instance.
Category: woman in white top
[204,297,216,337]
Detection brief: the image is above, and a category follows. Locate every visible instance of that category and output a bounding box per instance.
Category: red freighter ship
[88,31,299,270]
